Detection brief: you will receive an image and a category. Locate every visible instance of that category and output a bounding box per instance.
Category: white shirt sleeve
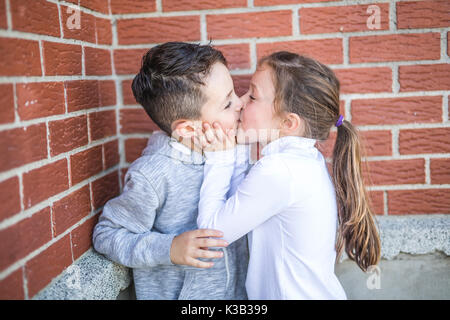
[198,150,292,244]
[226,144,252,198]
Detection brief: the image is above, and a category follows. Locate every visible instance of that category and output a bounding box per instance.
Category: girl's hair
[259,51,381,272]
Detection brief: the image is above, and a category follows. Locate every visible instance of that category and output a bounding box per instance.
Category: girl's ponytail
[332,120,381,272]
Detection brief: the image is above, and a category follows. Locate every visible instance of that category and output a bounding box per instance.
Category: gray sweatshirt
[92,131,249,300]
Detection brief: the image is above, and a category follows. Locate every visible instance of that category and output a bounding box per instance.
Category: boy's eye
[225,101,231,109]
[249,95,256,101]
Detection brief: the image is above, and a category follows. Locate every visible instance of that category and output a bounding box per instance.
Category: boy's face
[200,62,243,133]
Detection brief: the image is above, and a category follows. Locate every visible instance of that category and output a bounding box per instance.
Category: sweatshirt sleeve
[198,151,292,244]
[92,170,176,268]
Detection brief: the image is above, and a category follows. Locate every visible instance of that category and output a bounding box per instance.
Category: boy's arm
[93,170,228,269]
[92,170,176,269]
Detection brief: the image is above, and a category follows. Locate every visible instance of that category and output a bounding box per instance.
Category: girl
[196,51,381,300]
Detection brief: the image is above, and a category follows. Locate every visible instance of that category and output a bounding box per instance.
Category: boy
[92,42,249,300]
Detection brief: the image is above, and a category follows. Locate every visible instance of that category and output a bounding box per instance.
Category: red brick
[52,185,91,236]
[25,234,73,298]
[61,5,96,43]
[316,129,392,159]
[256,0,335,4]
[0,0,6,29]
[89,110,117,141]
[351,96,442,125]
[397,0,450,29]
[110,0,156,14]
[65,80,99,111]
[125,138,148,163]
[0,207,52,270]
[0,38,41,76]
[365,159,425,186]
[91,171,120,210]
[300,3,389,34]
[207,11,292,39]
[70,145,103,185]
[98,81,116,107]
[23,160,69,208]
[349,33,441,63]
[49,115,88,156]
[430,158,450,184]
[399,64,450,92]
[388,189,450,215]
[95,17,112,45]
[257,38,343,65]
[103,139,120,169]
[0,177,21,221]
[334,67,392,94]
[0,84,15,124]
[399,128,450,155]
[0,269,24,300]
[43,41,82,76]
[10,0,60,37]
[117,16,200,45]
[122,79,136,105]
[84,47,112,76]
[0,124,47,172]
[16,82,65,121]
[79,0,109,14]
[231,74,252,97]
[71,214,99,260]
[120,108,160,134]
[114,48,148,75]
[360,130,392,157]
[163,0,246,11]
[368,190,384,215]
[214,44,251,70]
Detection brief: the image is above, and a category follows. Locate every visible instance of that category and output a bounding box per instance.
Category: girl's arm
[197,149,292,244]
[226,144,252,198]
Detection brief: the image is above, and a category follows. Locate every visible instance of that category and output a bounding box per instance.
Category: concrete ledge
[33,215,449,299]
[33,249,131,300]
[376,215,450,260]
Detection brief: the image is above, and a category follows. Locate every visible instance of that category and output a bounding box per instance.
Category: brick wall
[0,0,448,299]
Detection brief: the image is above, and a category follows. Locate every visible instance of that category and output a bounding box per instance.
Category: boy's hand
[170,229,228,268]
[200,122,236,152]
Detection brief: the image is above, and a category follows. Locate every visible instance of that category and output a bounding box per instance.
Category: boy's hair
[259,51,381,272]
[132,42,227,134]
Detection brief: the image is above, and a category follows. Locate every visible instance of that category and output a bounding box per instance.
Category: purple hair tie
[335,115,344,127]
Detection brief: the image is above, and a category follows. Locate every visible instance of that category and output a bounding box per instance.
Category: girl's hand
[201,122,236,152]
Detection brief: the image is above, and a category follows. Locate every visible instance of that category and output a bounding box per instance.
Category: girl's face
[237,64,282,144]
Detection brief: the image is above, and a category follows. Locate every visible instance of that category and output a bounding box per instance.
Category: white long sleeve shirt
[198,135,347,300]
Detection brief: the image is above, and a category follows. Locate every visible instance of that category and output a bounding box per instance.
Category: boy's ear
[172,120,199,138]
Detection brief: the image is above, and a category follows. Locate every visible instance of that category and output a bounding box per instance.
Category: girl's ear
[281,112,302,134]
[173,120,198,138]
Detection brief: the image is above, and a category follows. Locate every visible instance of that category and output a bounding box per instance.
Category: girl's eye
[225,101,232,109]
